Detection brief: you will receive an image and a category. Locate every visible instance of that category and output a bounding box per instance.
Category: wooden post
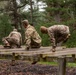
[58,56,66,75]
[11,52,16,66]
[72,54,75,62]
[31,55,39,64]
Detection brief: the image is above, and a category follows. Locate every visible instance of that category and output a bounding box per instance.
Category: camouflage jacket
[48,25,70,38]
[47,25,70,47]
[8,31,22,44]
[25,25,42,47]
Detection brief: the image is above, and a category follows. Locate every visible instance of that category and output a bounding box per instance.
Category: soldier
[22,20,42,50]
[40,25,70,52]
[2,28,22,48]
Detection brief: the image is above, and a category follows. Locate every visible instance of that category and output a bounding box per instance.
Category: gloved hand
[25,46,30,51]
[51,45,56,52]
[51,48,56,52]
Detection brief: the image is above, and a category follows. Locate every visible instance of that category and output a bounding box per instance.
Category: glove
[51,48,56,52]
[25,46,30,51]
[51,46,56,52]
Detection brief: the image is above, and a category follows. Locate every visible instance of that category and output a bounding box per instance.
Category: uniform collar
[25,25,31,30]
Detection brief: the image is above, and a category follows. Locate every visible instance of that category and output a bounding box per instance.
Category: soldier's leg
[55,31,65,46]
[2,37,10,48]
[10,38,21,48]
[16,41,21,48]
[7,37,18,48]
[63,34,70,43]
[31,39,41,48]
[56,34,69,47]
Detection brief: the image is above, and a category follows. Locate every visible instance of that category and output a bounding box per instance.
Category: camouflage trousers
[30,39,41,48]
[54,31,69,45]
[2,37,21,48]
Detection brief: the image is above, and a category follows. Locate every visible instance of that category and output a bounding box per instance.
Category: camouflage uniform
[25,25,41,49]
[2,29,22,48]
[48,25,70,48]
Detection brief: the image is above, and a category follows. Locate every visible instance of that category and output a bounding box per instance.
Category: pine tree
[42,0,76,47]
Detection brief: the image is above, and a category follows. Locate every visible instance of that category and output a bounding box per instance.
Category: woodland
[0,0,76,47]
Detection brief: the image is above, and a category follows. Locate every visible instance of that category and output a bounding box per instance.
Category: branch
[0,8,4,11]
[17,3,26,8]
[0,0,9,2]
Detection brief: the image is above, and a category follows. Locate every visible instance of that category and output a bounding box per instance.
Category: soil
[0,60,76,75]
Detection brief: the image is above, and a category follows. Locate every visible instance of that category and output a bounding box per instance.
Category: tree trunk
[29,0,33,25]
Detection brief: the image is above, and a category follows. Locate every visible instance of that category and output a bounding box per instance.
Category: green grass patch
[38,61,57,66]
[38,61,76,67]
[67,63,76,67]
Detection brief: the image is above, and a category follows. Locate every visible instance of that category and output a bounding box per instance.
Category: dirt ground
[0,60,76,75]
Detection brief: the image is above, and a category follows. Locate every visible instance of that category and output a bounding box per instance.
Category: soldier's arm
[8,32,12,37]
[20,33,22,46]
[48,30,56,49]
[50,38,56,48]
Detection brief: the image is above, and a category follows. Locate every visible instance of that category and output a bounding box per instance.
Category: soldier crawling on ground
[22,20,42,50]
[2,28,22,48]
[40,25,71,52]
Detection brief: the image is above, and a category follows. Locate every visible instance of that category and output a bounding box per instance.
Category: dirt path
[0,60,75,75]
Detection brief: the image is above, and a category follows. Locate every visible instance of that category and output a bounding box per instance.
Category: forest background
[0,0,76,47]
